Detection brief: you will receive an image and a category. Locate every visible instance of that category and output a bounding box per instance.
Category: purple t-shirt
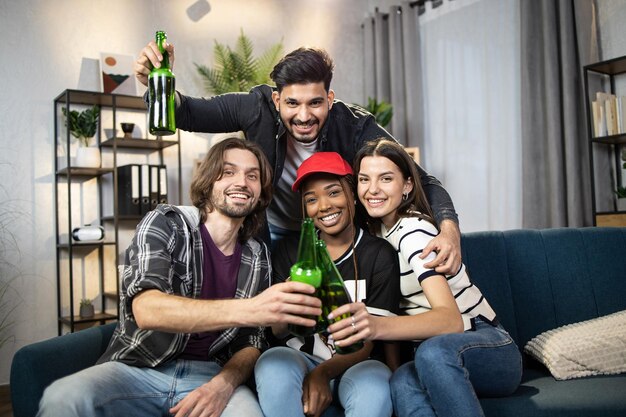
[179,223,241,361]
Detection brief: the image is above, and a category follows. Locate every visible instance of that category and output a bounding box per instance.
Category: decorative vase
[121,122,135,139]
[75,146,101,168]
[79,303,94,318]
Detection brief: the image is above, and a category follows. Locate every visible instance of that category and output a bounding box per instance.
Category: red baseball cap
[292,152,353,192]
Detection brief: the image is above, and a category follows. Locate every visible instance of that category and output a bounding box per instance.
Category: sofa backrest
[461,227,626,348]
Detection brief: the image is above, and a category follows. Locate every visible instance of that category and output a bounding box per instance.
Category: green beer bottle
[316,239,364,354]
[288,218,322,337]
[148,30,176,136]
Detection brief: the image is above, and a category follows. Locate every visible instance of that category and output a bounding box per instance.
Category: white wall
[597,0,626,61]
[0,0,367,385]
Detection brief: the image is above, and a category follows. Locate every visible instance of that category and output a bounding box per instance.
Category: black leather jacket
[175,84,458,225]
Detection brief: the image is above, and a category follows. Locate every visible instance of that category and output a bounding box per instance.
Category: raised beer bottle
[288,218,322,337]
[316,239,364,354]
[148,30,176,136]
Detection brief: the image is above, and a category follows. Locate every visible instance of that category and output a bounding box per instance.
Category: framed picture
[100,53,137,95]
[405,147,421,164]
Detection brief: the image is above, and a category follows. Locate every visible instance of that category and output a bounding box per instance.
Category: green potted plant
[79,298,95,318]
[363,97,393,128]
[62,105,101,168]
[195,29,283,144]
[616,185,626,212]
[195,29,284,95]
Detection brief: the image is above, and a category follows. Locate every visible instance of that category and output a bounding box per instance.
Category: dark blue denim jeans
[390,318,522,417]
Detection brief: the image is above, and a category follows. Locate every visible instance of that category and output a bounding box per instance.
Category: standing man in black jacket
[135,43,462,274]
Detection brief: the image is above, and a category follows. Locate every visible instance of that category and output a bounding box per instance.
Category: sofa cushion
[524,309,626,380]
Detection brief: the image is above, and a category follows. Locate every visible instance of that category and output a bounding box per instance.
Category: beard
[210,188,257,219]
[283,116,321,143]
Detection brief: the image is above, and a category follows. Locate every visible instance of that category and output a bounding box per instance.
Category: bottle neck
[297,219,318,267]
[155,32,170,70]
[161,52,171,70]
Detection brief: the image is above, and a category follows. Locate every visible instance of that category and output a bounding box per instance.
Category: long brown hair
[353,138,436,232]
[190,137,273,242]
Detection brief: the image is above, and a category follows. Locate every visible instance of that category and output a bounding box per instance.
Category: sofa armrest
[10,322,116,417]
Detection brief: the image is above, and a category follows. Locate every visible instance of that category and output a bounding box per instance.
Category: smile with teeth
[319,211,341,225]
[226,191,250,201]
[293,121,316,130]
[367,198,385,207]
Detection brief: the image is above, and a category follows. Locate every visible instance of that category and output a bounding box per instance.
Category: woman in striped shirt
[327,138,522,417]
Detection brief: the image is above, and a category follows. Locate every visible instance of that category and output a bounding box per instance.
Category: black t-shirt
[271,228,400,360]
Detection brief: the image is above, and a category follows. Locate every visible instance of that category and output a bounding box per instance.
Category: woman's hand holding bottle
[327,302,378,348]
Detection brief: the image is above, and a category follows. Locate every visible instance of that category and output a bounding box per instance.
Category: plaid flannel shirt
[97,204,271,367]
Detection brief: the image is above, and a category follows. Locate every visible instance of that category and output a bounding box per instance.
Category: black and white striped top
[381,216,496,330]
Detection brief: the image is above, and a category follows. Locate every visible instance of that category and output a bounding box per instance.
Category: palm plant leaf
[234,30,257,88]
[214,43,240,92]
[195,29,283,94]
[256,42,284,85]
[195,64,229,95]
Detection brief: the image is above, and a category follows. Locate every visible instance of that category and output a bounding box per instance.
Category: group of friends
[37,40,523,417]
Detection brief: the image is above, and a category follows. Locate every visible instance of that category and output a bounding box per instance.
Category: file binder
[150,165,159,210]
[159,166,168,204]
[116,164,141,216]
[140,164,151,215]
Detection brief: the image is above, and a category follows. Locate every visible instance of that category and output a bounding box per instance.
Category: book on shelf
[605,97,618,136]
[591,92,626,137]
[592,100,606,137]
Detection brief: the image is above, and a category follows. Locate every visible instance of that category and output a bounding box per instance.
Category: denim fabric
[255,346,393,417]
[391,319,522,417]
[37,359,263,417]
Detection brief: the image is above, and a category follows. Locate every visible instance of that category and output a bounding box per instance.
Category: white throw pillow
[524,309,626,380]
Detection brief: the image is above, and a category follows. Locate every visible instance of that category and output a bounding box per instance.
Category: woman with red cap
[255,152,401,417]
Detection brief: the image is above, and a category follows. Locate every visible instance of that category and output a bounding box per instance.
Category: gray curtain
[362,3,424,148]
[400,2,425,151]
[520,0,599,228]
[374,10,391,103]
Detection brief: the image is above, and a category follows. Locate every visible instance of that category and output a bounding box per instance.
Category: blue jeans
[37,359,263,417]
[255,346,393,417]
[390,319,522,417]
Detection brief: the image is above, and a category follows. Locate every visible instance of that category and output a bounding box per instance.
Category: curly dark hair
[190,137,273,242]
[270,47,335,92]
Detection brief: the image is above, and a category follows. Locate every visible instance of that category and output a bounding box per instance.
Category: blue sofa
[10,227,626,417]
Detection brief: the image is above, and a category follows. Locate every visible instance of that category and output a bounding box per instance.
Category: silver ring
[351,322,357,333]
[351,316,356,324]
